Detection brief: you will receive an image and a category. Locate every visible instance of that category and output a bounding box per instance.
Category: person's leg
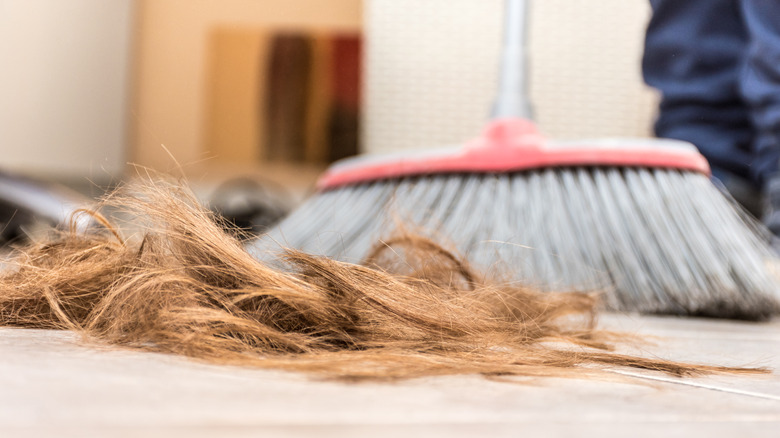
[737,1,780,186]
[643,0,758,206]
[737,0,780,232]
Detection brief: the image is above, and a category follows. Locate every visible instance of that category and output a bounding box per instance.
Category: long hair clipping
[0,179,768,381]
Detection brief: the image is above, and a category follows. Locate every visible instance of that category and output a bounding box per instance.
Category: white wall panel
[0,0,132,179]
[364,0,658,154]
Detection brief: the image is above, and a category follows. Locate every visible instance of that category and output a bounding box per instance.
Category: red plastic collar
[317,119,711,190]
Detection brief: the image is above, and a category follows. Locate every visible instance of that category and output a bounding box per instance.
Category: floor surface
[1,315,778,437]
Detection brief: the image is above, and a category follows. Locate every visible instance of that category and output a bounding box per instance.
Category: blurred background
[0,0,658,230]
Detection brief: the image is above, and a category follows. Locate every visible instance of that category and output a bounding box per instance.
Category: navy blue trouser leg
[738,0,780,187]
[642,0,755,185]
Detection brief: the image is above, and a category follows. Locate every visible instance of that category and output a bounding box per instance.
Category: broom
[249,0,780,319]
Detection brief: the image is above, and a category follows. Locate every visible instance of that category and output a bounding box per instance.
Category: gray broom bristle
[248,168,780,320]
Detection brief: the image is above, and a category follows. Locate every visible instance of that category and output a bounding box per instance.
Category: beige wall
[0,0,132,180]
[364,0,658,154]
[131,0,362,172]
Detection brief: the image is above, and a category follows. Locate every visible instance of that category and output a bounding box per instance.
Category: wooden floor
[2,314,778,437]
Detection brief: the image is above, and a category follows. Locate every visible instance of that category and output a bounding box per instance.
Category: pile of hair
[0,180,765,380]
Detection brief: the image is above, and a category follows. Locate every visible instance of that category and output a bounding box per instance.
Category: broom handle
[492,0,532,120]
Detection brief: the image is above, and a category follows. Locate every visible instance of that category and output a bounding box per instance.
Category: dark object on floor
[762,173,780,253]
[0,199,35,245]
[0,170,90,246]
[711,167,764,220]
[249,0,780,319]
[208,177,292,237]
